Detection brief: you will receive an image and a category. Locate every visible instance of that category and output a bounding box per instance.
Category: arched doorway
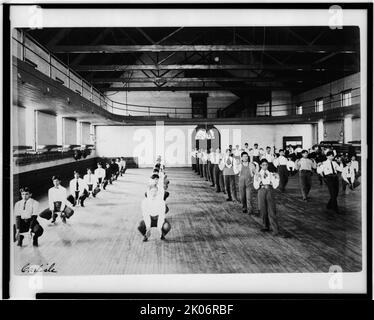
[192,125,221,151]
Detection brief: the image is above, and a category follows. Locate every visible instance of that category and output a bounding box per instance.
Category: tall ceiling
[25,26,360,95]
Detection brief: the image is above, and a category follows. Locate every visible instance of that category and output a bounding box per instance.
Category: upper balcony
[12,28,361,124]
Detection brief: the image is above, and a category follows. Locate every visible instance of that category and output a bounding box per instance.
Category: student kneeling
[138,185,171,242]
[67,171,89,207]
[14,187,43,247]
[40,175,74,224]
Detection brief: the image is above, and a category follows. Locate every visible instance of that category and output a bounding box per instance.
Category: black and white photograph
[3,2,371,300]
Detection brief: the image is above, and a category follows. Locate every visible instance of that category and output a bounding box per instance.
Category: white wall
[96,123,313,167]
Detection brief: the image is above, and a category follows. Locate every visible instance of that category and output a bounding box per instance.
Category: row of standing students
[192,145,360,236]
[192,148,283,237]
[13,158,127,247]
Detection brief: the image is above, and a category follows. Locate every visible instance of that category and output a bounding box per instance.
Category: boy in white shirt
[68,171,89,207]
[254,159,281,236]
[342,161,359,194]
[273,149,289,192]
[350,155,360,178]
[94,162,106,189]
[14,187,43,247]
[83,168,99,197]
[138,185,171,241]
[317,151,343,213]
[40,175,73,224]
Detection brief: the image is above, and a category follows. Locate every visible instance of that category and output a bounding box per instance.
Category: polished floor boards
[14,168,362,275]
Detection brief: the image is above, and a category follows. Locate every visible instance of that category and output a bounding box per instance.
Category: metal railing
[12,30,361,119]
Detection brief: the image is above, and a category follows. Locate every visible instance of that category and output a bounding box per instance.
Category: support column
[25,108,36,149]
[76,121,82,145]
[343,114,353,143]
[317,119,324,144]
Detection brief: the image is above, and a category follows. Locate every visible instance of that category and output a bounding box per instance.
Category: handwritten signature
[21,263,57,273]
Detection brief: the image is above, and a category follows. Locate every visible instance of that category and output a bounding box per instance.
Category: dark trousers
[203,164,208,180]
[235,174,240,202]
[213,164,224,192]
[205,161,210,181]
[102,179,109,189]
[324,175,339,211]
[208,162,214,184]
[192,163,196,171]
[16,217,43,244]
[196,159,200,174]
[224,174,238,201]
[253,156,260,165]
[342,178,360,191]
[39,202,74,221]
[258,187,279,233]
[138,217,171,236]
[239,178,254,211]
[67,190,88,206]
[299,170,313,199]
[277,165,289,191]
[199,164,204,178]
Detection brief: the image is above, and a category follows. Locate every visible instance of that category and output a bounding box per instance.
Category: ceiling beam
[52,44,356,53]
[91,77,326,83]
[155,27,184,45]
[75,64,355,72]
[70,29,112,66]
[99,85,301,92]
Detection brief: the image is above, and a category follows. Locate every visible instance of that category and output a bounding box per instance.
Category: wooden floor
[14,168,362,275]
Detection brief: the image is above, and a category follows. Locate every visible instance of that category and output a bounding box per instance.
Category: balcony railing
[12,30,361,119]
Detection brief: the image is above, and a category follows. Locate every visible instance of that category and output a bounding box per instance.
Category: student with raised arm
[234,152,257,214]
[138,185,171,241]
[220,148,239,202]
[253,159,281,236]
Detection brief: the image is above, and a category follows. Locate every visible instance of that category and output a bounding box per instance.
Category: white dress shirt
[233,149,242,158]
[14,198,39,219]
[342,166,355,183]
[351,160,359,173]
[295,158,316,171]
[317,160,343,176]
[252,148,260,156]
[84,173,98,186]
[94,167,106,179]
[253,170,280,189]
[69,178,88,196]
[120,159,126,168]
[48,186,67,211]
[262,152,275,163]
[274,155,288,167]
[141,197,166,232]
